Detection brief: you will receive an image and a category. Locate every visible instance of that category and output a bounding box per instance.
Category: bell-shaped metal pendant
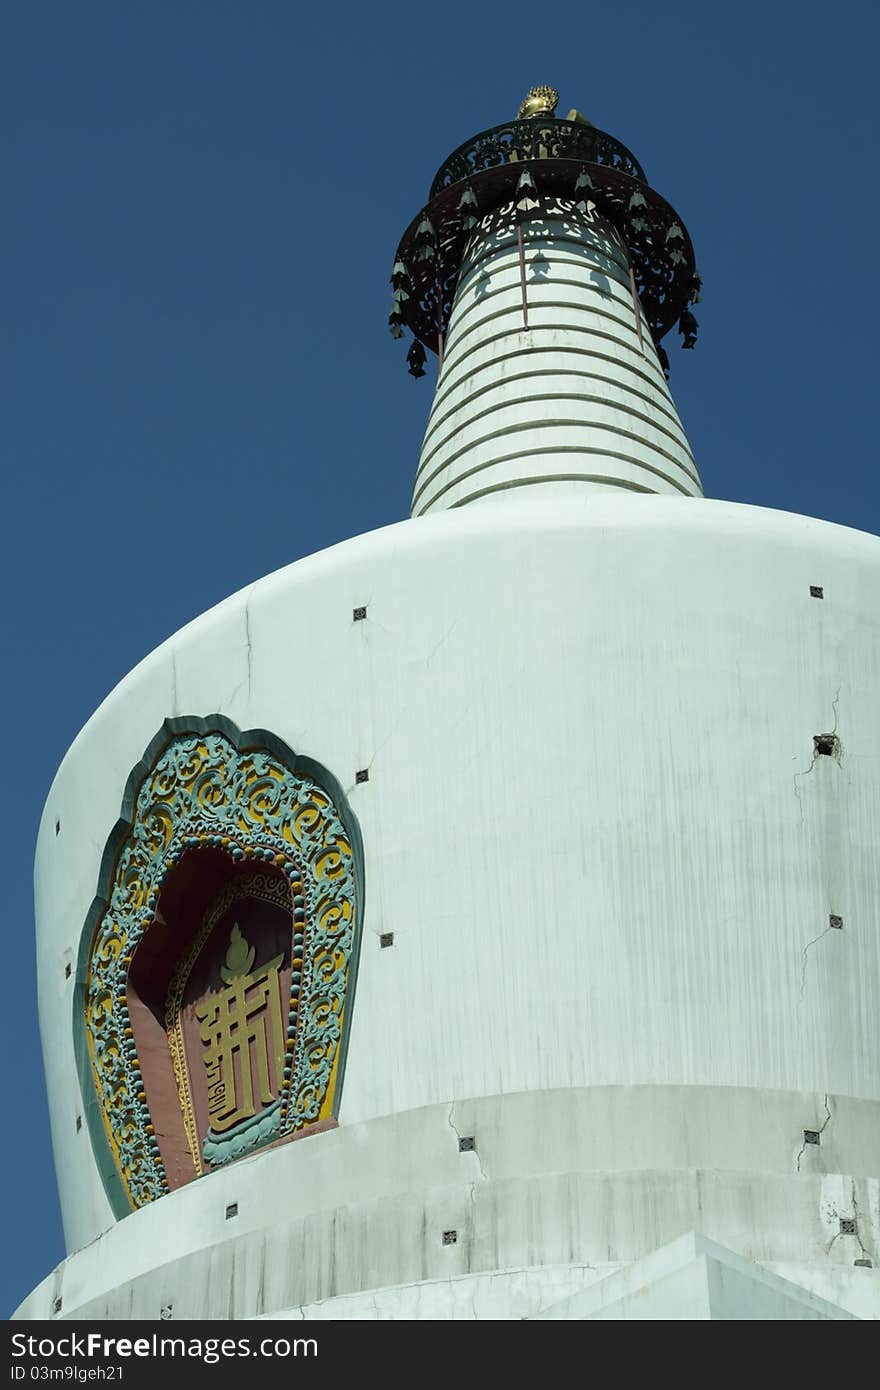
[678,309,698,349]
[415,217,435,243]
[389,282,410,336]
[457,185,479,231]
[391,259,411,290]
[573,168,595,213]
[515,169,540,215]
[628,189,649,235]
[415,217,436,262]
[407,339,427,378]
[389,293,406,337]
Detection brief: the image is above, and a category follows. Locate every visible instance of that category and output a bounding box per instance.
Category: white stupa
[16,87,879,1321]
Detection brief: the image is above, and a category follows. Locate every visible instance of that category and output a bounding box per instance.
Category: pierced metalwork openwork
[389,113,701,373]
[429,119,647,197]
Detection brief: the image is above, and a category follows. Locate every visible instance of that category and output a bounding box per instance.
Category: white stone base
[532,1233,859,1319]
[255,1239,867,1319]
[13,1088,880,1321]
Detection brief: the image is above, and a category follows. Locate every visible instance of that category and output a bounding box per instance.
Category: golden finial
[220,922,255,983]
[517,85,559,119]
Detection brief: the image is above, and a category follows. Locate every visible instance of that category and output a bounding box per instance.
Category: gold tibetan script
[195,923,285,1134]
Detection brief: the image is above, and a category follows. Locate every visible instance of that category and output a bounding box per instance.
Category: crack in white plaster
[447,1101,489,1182]
[225,586,258,708]
[423,621,459,669]
[799,928,835,1003]
[823,1178,870,1260]
[830,687,841,740]
[244,600,253,700]
[352,594,395,637]
[851,1184,871,1261]
[344,720,411,797]
[795,1093,833,1172]
[792,686,843,825]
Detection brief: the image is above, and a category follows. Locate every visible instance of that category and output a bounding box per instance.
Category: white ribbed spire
[411,199,702,515]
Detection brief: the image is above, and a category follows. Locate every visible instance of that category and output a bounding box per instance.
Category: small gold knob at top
[517,85,559,119]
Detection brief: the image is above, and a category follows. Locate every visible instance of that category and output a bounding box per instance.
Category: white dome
[20,492,880,1319]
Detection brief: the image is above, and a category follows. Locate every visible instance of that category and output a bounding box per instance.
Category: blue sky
[2,0,878,1315]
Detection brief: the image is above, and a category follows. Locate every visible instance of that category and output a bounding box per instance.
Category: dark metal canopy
[428,117,648,197]
[389,105,701,375]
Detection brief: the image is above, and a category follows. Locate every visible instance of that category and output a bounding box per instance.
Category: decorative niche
[80,719,362,1212]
